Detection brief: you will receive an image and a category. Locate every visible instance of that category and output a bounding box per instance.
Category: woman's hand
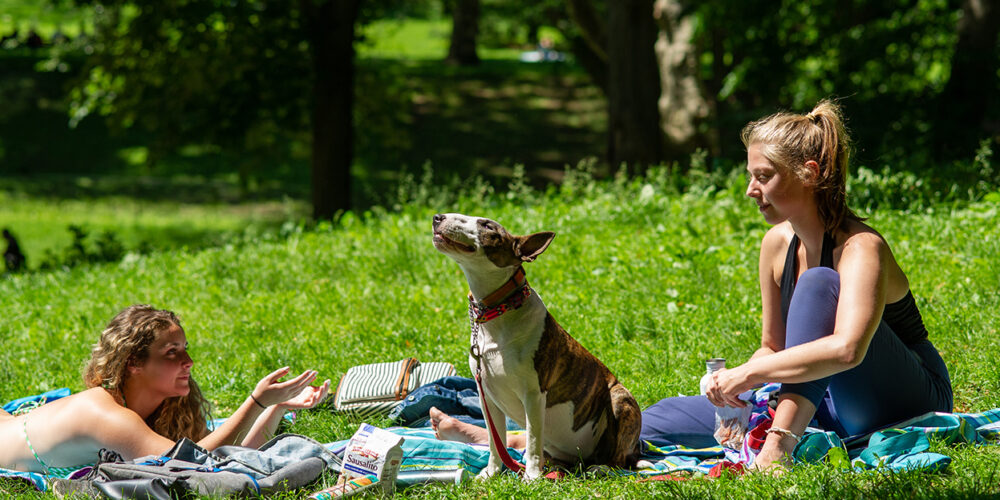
[705,366,752,408]
[251,367,329,408]
[277,379,330,410]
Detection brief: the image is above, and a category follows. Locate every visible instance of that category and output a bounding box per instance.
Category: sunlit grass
[358,18,524,61]
[0,189,306,270]
[0,0,92,39]
[2,168,998,498]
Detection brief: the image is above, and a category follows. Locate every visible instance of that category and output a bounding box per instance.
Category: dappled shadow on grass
[0,173,308,205]
[355,58,608,197]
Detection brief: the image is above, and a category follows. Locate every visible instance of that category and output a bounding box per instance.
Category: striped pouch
[333,358,456,420]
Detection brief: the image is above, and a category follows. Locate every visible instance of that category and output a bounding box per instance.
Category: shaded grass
[0,188,306,271]
[2,170,998,498]
[2,16,605,209]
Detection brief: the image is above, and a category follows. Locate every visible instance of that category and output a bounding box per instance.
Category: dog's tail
[608,383,644,467]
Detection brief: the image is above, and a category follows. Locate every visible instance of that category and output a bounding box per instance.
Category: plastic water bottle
[700,357,751,449]
[699,357,726,395]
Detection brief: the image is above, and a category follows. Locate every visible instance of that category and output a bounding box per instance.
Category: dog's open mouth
[433,232,476,253]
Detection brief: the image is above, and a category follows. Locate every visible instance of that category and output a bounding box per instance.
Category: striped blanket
[322,408,1000,478]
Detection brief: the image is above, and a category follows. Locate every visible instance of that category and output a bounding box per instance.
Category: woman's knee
[796,267,840,298]
[786,267,840,346]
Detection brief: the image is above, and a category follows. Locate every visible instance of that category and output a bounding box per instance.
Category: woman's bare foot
[751,433,796,473]
[429,407,489,444]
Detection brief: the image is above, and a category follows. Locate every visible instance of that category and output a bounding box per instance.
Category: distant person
[25,30,43,49]
[0,304,330,477]
[3,228,25,273]
[518,36,565,63]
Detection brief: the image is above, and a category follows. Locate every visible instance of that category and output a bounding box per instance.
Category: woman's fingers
[283,370,318,391]
[264,366,292,383]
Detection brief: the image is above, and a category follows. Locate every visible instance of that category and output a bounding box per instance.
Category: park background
[1,0,999,498]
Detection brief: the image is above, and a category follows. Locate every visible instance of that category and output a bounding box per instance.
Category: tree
[934,0,1000,159]
[446,0,480,65]
[607,0,662,169]
[69,0,392,220]
[653,0,715,160]
[303,0,361,219]
[565,0,992,170]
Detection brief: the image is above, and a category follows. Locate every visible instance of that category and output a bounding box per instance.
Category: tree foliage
[70,1,312,168]
[563,0,996,167]
[67,0,412,217]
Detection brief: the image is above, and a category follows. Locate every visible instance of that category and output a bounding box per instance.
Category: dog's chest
[469,306,546,401]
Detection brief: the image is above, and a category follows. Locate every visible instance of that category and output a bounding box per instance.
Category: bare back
[0,387,174,473]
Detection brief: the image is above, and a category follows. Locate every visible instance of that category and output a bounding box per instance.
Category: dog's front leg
[522,391,546,481]
[477,395,508,481]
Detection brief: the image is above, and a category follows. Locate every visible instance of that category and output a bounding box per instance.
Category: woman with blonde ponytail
[0,305,330,476]
[697,99,952,469]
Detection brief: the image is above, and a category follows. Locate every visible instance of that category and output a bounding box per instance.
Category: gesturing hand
[251,367,329,408]
[278,380,331,410]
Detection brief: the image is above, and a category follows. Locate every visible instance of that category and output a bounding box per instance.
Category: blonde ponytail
[741,99,863,232]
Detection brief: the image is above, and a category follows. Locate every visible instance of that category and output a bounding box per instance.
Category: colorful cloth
[359,406,1000,479]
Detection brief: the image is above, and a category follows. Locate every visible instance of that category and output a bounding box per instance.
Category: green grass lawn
[2,169,999,498]
[0,0,91,39]
[0,187,307,271]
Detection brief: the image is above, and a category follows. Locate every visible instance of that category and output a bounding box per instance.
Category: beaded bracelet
[250,393,268,409]
[766,426,802,443]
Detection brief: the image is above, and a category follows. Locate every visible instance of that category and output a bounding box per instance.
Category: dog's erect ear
[514,232,555,262]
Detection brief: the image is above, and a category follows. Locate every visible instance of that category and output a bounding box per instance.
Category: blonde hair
[83,304,211,441]
[741,99,863,232]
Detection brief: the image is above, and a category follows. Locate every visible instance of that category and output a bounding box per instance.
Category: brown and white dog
[432,213,642,480]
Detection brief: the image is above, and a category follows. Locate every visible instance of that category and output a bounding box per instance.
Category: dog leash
[472,359,525,474]
[468,268,529,475]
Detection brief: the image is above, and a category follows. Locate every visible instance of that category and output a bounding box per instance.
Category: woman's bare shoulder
[760,222,794,256]
[55,388,133,427]
[841,221,889,256]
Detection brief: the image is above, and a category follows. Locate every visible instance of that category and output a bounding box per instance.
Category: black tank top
[779,233,929,345]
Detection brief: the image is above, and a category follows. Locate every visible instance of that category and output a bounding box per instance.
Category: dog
[432,213,642,480]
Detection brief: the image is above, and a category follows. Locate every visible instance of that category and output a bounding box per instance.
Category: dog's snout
[433,213,445,229]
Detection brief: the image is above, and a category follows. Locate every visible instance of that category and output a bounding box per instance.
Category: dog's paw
[522,468,544,482]
[476,466,500,481]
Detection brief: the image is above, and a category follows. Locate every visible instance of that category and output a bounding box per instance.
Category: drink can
[396,468,471,489]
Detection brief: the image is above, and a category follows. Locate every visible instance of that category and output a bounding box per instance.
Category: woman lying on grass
[426,100,954,472]
[0,304,330,477]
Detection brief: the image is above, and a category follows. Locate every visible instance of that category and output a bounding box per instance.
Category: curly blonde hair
[741,99,864,233]
[83,304,211,441]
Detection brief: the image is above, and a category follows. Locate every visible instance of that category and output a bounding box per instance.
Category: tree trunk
[935,0,1000,159]
[303,0,359,220]
[569,35,608,95]
[565,0,609,94]
[566,0,608,63]
[447,0,480,66]
[653,0,715,164]
[607,0,662,170]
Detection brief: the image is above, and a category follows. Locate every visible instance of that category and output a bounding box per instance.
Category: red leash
[468,267,532,475]
[474,367,525,474]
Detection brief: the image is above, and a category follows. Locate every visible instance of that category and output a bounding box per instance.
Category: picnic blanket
[5,390,1000,492]
[318,407,1000,479]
